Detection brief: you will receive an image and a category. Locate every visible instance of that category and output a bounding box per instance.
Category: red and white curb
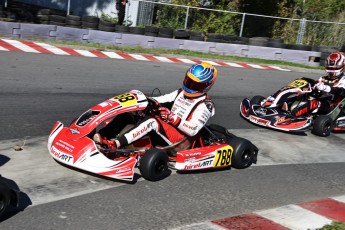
[0,38,290,71]
[172,195,345,230]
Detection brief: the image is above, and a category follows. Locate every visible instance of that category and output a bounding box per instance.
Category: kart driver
[314,52,345,97]
[311,51,345,114]
[93,62,218,150]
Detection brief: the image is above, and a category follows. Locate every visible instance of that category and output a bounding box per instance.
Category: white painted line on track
[247,63,266,69]
[0,46,9,51]
[33,42,70,55]
[75,49,98,57]
[101,51,125,59]
[223,62,245,68]
[2,39,40,53]
[176,58,197,64]
[332,195,345,203]
[153,56,174,62]
[255,204,333,230]
[129,54,150,61]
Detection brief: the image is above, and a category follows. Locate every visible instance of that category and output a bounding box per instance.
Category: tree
[154,0,239,35]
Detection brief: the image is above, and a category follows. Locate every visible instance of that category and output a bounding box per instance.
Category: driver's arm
[331,77,345,97]
[177,101,215,136]
[152,90,179,104]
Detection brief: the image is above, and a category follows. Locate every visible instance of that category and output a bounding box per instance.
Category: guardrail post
[239,13,246,37]
[184,6,190,29]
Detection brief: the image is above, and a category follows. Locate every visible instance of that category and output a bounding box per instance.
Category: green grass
[32,38,323,70]
[318,221,345,230]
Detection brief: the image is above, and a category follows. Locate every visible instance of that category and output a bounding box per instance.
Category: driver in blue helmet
[94,62,218,150]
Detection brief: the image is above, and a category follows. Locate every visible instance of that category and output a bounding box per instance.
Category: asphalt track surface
[0,51,344,229]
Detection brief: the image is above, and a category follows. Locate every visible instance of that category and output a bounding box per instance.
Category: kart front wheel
[139,149,169,181]
[0,181,11,219]
[312,115,333,137]
[228,137,258,169]
[250,95,265,105]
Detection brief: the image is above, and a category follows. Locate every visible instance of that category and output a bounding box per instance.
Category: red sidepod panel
[50,127,97,165]
[175,143,233,171]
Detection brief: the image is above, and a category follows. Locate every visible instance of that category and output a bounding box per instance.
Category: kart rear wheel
[0,182,11,219]
[139,149,169,181]
[312,115,333,137]
[228,137,257,169]
[250,95,265,105]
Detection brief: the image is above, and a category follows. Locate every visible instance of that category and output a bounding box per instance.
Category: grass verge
[318,221,345,230]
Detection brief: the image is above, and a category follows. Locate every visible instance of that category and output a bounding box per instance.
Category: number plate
[288,79,308,88]
[113,93,137,107]
[213,146,233,167]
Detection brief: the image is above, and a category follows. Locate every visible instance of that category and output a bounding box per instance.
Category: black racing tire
[0,182,11,219]
[237,36,249,44]
[82,21,99,29]
[50,21,66,26]
[223,34,238,42]
[228,137,257,169]
[66,25,82,29]
[249,37,269,47]
[66,15,81,21]
[189,36,205,41]
[159,27,173,36]
[312,115,333,137]
[208,33,223,40]
[250,95,265,105]
[144,32,158,37]
[129,27,145,35]
[37,9,51,15]
[145,26,159,33]
[98,24,115,32]
[174,29,190,39]
[66,19,81,26]
[267,38,285,48]
[158,33,173,38]
[190,31,204,37]
[36,14,50,21]
[139,149,169,181]
[229,40,247,45]
[50,15,66,23]
[82,16,99,23]
[99,19,116,27]
[40,20,50,25]
[115,25,130,33]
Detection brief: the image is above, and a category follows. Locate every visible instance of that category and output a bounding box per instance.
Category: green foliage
[317,221,345,230]
[154,0,239,35]
[153,0,345,46]
[237,0,345,45]
[99,12,118,23]
[292,0,345,46]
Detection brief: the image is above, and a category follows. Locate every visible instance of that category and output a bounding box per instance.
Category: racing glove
[158,107,181,126]
[315,81,331,93]
[260,96,275,106]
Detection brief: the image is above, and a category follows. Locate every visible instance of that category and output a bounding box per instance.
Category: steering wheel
[146,97,161,116]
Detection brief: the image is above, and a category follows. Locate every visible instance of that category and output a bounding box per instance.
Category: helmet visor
[325,65,343,71]
[183,75,212,92]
